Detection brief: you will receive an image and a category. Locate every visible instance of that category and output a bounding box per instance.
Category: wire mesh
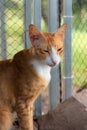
[0,0,24,59]
[72,0,87,88]
[0,0,87,110]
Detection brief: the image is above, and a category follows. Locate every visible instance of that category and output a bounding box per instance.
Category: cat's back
[0,59,14,88]
[12,48,35,74]
[0,59,15,108]
[12,48,34,63]
[0,59,12,69]
[0,59,13,76]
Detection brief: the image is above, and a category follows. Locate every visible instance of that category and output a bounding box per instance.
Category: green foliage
[2,0,87,87]
[4,1,24,58]
[72,30,87,86]
[72,0,87,31]
[5,0,18,9]
[72,0,87,87]
[73,0,87,14]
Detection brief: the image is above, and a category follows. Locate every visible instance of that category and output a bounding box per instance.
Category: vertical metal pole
[48,0,59,31]
[24,0,34,48]
[34,0,41,29]
[0,0,6,59]
[34,0,42,116]
[63,0,72,99]
[48,0,60,109]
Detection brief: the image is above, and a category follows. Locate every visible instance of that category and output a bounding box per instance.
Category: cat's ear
[54,23,67,41]
[29,24,44,46]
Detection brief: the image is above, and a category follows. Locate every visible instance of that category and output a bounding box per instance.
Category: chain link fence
[72,0,87,88]
[0,0,24,59]
[0,0,87,106]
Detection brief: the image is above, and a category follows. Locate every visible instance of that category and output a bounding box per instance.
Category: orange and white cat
[0,23,67,130]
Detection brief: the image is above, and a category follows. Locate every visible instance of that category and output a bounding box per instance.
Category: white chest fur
[31,60,51,83]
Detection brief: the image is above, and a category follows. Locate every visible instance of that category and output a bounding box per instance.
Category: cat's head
[29,24,67,67]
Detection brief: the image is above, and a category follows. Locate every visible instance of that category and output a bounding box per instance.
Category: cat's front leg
[16,100,33,130]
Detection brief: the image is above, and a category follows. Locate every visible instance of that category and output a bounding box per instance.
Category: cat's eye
[57,48,62,52]
[43,50,49,53]
[33,35,39,40]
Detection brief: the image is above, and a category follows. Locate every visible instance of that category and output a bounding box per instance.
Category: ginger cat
[0,23,67,130]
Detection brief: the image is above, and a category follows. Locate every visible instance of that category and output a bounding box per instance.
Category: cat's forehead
[43,32,63,47]
[43,32,54,39]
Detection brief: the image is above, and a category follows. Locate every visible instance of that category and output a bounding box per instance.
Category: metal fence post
[48,0,60,109]
[24,0,34,48]
[63,0,72,99]
[0,0,6,59]
[34,0,42,116]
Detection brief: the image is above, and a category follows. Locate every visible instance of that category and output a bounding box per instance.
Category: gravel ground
[73,86,87,107]
[41,85,87,114]
[11,85,87,130]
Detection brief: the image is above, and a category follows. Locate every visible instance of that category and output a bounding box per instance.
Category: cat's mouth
[47,63,57,67]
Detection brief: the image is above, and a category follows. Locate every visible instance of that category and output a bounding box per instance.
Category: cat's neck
[31,59,51,84]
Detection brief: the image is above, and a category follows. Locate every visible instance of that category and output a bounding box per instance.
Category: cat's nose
[52,60,57,65]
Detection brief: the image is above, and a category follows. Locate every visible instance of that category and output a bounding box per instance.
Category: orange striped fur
[0,23,67,130]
